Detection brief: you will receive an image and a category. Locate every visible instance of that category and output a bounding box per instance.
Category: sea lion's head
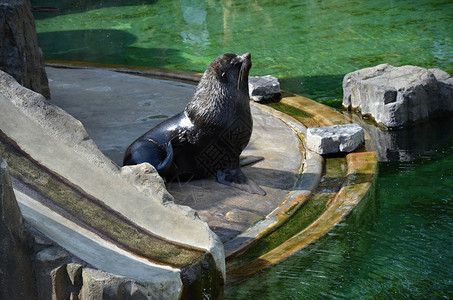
[208,52,252,90]
[186,53,253,126]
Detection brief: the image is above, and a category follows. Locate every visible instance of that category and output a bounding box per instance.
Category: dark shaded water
[31,0,453,298]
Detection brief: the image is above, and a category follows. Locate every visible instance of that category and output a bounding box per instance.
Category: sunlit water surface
[33,0,452,105]
[31,0,453,298]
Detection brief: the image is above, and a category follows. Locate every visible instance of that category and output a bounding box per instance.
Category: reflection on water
[180,0,209,46]
[350,113,453,162]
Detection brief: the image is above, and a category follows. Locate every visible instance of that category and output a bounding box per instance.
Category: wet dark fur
[123,53,265,195]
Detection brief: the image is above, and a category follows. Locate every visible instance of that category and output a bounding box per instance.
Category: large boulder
[343,64,453,128]
[0,0,50,98]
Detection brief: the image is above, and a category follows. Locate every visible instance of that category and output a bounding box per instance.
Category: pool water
[32,0,452,106]
[226,139,453,299]
[31,0,453,298]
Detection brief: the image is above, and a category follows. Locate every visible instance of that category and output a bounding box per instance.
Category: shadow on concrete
[168,166,302,197]
[167,166,309,243]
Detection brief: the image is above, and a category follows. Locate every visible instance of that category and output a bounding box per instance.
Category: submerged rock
[306,124,364,155]
[342,64,453,128]
[249,75,281,103]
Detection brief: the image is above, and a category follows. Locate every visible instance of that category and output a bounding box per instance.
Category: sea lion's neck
[185,76,250,128]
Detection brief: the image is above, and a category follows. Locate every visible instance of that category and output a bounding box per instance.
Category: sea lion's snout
[233,53,252,90]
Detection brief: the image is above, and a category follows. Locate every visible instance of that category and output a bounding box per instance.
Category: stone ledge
[226,151,377,283]
[17,189,183,299]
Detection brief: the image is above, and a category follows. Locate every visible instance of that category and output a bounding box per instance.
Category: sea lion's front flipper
[156,141,174,176]
[239,156,264,167]
[216,169,266,196]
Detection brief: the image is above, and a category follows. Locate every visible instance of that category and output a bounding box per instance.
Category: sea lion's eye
[230,58,242,67]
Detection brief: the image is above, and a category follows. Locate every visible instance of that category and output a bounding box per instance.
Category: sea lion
[123,52,265,195]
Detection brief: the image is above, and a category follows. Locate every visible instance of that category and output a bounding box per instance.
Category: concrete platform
[1,64,379,290]
[46,67,306,243]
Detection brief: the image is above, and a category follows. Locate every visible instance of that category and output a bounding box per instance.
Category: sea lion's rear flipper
[216,169,266,196]
[239,156,264,167]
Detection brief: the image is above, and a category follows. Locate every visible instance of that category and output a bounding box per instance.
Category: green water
[32,0,452,106]
[31,0,453,298]
[226,139,453,299]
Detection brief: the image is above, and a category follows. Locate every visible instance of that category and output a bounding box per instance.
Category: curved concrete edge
[224,104,324,258]
[279,92,349,127]
[0,70,225,298]
[226,151,378,283]
[277,92,375,151]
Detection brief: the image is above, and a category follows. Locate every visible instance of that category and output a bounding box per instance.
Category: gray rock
[343,64,453,128]
[32,244,80,300]
[430,68,453,112]
[306,124,364,155]
[120,163,174,204]
[0,0,50,98]
[35,246,71,266]
[0,158,37,300]
[249,75,281,103]
[49,263,84,300]
[80,268,160,300]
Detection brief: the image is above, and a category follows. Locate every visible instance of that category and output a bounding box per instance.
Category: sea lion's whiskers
[238,64,245,90]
